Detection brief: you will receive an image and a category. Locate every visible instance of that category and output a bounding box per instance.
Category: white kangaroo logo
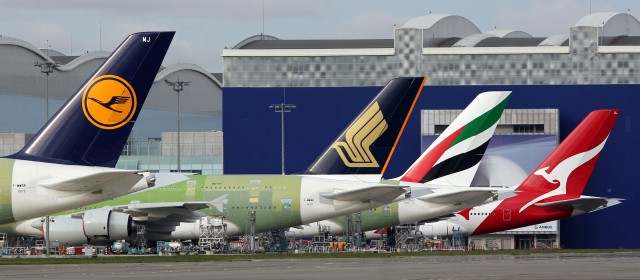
[534,166,563,185]
[519,136,608,213]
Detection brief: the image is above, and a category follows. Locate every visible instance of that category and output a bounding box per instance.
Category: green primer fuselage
[75,175,304,235]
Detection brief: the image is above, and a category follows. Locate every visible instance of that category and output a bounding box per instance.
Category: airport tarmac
[1,252,639,279]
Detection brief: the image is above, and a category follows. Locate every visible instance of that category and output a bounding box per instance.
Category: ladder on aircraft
[450,226,465,251]
[394,223,424,252]
[198,215,227,253]
[131,225,148,254]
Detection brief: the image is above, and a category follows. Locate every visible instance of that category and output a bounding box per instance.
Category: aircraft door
[281,199,292,217]
[503,209,511,221]
[186,180,196,202]
[382,205,391,217]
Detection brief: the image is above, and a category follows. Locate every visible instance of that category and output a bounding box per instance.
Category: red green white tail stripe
[398,91,511,185]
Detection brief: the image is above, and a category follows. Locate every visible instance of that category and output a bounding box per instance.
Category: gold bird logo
[331,102,388,167]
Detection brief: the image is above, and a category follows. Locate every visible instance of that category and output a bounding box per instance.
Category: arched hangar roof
[575,12,640,36]
[233,34,280,49]
[402,14,481,37]
[156,63,222,88]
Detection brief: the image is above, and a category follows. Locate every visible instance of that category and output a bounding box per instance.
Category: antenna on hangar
[262,0,265,38]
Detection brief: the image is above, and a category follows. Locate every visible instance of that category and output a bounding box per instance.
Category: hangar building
[222,12,640,249]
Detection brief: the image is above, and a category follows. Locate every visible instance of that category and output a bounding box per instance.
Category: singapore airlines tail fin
[397,91,511,185]
[517,110,619,212]
[305,77,426,175]
[8,32,175,168]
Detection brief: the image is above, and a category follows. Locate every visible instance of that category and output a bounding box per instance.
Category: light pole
[269,98,296,175]
[34,56,59,122]
[164,79,191,173]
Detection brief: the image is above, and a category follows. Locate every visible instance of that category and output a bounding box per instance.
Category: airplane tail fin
[9,32,175,167]
[305,77,426,175]
[398,91,511,185]
[518,110,619,196]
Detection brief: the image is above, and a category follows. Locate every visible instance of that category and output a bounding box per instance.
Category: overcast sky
[1,0,638,72]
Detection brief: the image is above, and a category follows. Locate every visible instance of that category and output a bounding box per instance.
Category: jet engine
[45,208,134,245]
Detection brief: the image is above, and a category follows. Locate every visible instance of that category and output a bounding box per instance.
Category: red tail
[517,110,619,196]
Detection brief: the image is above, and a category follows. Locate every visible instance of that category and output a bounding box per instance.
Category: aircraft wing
[535,196,623,213]
[38,170,145,192]
[120,201,212,213]
[113,194,228,228]
[416,188,503,205]
[321,186,407,204]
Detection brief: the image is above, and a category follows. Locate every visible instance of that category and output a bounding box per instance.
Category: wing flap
[123,203,207,221]
[321,185,407,204]
[125,201,212,212]
[417,188,499,205]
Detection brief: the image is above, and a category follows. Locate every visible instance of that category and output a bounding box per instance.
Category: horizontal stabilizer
[417,213,456,224]
[417,188,503,205]
[321,185,407,204]
[534,196,623,213]
[38,170,143,192]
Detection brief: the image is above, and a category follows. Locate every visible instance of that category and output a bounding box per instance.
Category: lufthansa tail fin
[8,32,175,167]
[398,91,511,185]
[305,77,426,175]
[517,110,619,212]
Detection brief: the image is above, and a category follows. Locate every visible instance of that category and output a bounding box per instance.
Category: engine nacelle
[83,208,133,239]
[46,209,134,245]
[47,217,88,245]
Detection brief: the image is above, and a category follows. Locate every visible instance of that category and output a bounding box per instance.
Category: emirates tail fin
[398,91,511,185]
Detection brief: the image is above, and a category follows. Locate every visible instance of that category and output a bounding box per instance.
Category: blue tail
[8,32,175,167]
[305,77,426,175]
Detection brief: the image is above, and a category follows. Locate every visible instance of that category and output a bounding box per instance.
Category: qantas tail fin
[8,32,175,167]
[305,77,426,175]
[398,91,511,185]
[517,110,619,212]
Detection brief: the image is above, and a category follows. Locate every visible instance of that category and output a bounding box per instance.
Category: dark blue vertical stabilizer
[305,77,425,175]
[8,32,175,167]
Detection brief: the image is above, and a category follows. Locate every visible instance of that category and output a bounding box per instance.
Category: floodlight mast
[164,79,191,173]
[269,98,296,175]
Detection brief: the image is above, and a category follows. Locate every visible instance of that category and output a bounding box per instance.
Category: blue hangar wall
[223,84,639,249]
